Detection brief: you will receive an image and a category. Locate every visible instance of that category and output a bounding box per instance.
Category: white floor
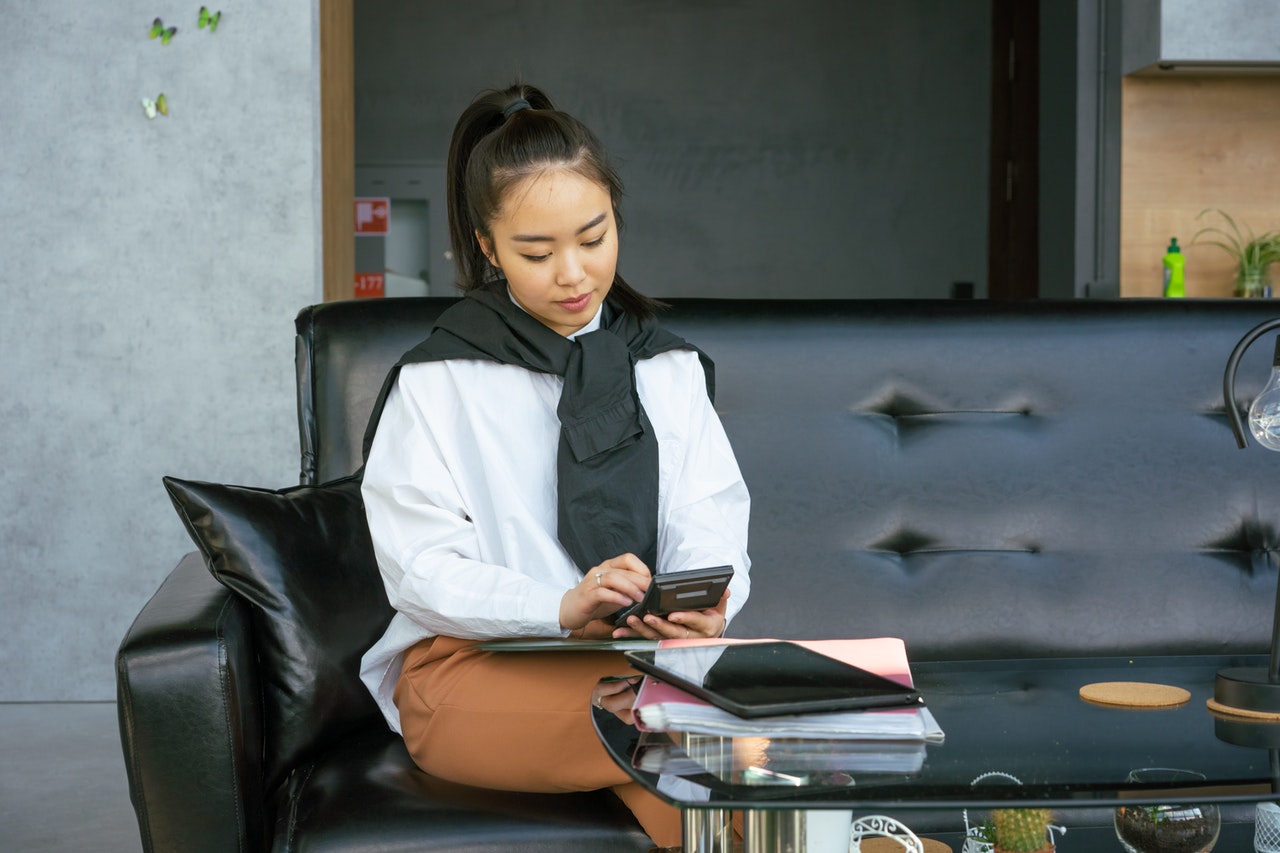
[0,702,142,852]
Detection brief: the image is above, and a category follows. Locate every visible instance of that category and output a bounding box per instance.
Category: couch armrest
[116,553,268,853]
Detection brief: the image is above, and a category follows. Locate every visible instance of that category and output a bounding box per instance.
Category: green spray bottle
[1163,238,1185,297]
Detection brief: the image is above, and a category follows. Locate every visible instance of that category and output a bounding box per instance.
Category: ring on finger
[595,571,604,586]
[593,695,603,709]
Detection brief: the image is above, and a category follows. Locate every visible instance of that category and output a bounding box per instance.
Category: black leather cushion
[163,474,393,789]
[271,726,653,852]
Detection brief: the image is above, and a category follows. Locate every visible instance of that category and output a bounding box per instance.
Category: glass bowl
[1114,768,1220,853]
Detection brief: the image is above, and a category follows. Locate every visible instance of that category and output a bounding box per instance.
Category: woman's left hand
[613,588,729,641]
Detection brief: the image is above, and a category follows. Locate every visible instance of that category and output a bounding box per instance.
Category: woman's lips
[557,293,592,312]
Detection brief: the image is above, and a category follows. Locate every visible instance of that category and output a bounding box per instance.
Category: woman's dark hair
[446,82,662,319]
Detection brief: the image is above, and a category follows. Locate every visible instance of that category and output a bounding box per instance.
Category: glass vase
[1237,268,1271,298]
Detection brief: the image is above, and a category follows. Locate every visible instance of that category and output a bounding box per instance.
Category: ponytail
[445,83,663,320]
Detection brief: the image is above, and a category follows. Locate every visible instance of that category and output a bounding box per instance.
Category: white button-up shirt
[359,310,751,733]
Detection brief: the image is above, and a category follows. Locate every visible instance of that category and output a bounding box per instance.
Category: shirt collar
[506,287,604,340]
[568,305,604,339]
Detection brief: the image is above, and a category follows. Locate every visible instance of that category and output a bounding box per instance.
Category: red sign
[354,273,385,299]
[354,197,389,235]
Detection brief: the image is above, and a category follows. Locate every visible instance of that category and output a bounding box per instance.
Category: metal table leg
[742,807,805,853]
[683,807,735,852]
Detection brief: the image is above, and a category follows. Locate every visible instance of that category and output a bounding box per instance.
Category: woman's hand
[591,675,641,724]
[560,553,652,633]
[613,588,730,641]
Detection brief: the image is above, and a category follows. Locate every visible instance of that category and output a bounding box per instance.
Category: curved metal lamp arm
[1223,317,1280,449]
[1218,317,1280,701]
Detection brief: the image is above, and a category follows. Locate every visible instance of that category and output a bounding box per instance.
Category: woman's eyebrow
[512,212,608,243]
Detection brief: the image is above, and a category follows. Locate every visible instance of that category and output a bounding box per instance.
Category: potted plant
[1191,208,1280,298]
[980,807,1056,853]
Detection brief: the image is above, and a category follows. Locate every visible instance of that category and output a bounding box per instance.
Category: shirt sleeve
[651,352,753,627]
[360,370,569,639]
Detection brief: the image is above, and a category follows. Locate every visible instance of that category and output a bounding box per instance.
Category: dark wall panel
[355,1,991,298]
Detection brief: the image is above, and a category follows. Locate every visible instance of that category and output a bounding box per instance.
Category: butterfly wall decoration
[141,9,223,122]
[149,17,177,44]
[141,94,170,120]
[198,7,222,32]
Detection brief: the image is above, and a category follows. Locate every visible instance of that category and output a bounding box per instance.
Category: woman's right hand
[560,553,651,633]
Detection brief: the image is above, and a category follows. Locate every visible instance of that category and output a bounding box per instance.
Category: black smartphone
[612,565,734,627]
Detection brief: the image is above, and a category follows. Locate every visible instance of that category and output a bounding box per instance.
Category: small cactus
[991,807,1054,852]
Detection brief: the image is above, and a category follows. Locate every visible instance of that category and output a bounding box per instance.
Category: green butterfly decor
[149,17,177,44]
[198,7,221,31]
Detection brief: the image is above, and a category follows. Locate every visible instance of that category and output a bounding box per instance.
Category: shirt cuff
[524,583,572,636]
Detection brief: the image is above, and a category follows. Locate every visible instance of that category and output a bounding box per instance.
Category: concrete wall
[354,0,993,299]
[1,2,322,700]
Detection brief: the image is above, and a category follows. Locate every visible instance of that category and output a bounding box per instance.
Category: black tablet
[624,641,924,718]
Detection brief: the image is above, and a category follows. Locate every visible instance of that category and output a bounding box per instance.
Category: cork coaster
[1079,681,1190,708]
[858,838,951,853]
[1207,697,1280,721]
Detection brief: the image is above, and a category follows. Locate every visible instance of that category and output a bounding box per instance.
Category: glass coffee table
[592,653,1280,852]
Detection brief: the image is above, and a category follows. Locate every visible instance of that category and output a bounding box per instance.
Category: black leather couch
[117,297,1280,852]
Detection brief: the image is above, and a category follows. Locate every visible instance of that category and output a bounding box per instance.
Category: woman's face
[478,168,617,337]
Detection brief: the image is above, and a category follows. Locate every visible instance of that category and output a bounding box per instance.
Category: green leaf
[1191,208,1280,275]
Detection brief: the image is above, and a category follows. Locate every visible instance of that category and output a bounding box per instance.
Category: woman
[358,82,751,848]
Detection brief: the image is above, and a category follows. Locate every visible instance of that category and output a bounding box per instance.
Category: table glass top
[591,654,1280,812]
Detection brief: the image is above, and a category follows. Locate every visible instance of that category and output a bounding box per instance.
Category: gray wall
[1075,0,1124,298]
[1039,0,1079,300]
[355,0,994,299]
[1,2,321,700]
[1123,0,1280,73]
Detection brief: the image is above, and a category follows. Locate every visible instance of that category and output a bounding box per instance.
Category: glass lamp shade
[1249,373,1280,450]
[1249,340,1280,451]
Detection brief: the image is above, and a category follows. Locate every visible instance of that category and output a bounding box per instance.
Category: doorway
[354,164,452,298]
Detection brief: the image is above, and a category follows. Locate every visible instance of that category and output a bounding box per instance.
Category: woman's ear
[476,231,499,270]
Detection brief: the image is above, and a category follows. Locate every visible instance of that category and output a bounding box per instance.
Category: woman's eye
[584,234,607,248]
[521,253,550,263]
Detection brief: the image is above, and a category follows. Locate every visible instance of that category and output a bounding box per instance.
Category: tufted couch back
[295,297,1280,663]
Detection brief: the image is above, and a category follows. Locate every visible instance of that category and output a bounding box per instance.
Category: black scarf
[362,286,714,575]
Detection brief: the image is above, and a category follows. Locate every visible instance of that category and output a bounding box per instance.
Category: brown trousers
[394,636,683,847]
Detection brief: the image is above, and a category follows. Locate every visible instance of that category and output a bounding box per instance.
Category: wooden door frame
[320,0,354,303]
